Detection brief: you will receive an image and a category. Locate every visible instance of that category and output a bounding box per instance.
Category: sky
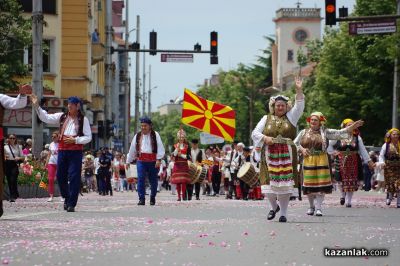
[127,0,356,113]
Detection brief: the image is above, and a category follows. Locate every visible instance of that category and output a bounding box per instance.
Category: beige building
[271,6,321,91]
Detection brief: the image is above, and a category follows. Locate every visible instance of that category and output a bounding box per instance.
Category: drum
[197,167,208,184]
[188,161,202,184]
[237,162,259,188]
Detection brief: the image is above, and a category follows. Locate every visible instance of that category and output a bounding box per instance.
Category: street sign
[349,20,397,35]
[160,53,193,63]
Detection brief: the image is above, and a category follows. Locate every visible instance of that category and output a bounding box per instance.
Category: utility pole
[105,0,113,145]
[393,0,400,128]
[32,0,43,158]
[124,0,130,153]
[142,45,146,117]
[148,64,151,116]
[134,15,140,134]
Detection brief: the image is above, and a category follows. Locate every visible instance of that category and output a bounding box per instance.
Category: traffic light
[149,31,157,55]
[98,121,104,138]
[325,0,337,26]
[210,31,218,64]
[106,120,114,138]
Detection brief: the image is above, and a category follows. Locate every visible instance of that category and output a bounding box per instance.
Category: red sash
[58,135,83,151]
[138,153,157,162]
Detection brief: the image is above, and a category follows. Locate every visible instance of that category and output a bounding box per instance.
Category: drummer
[232,143,245,199]
[240,146,253,200]
[188,139,205,200]
[251,76,304,223]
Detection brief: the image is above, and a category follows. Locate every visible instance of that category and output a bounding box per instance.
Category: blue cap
[140,116,152,125]
[68,96,81,104]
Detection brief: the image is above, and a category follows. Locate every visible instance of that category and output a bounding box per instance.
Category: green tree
[300,0,398,145]
[0,0,31,92]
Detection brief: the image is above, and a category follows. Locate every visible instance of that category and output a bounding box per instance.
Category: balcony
[275,8,321,19]
[91,43,105,65]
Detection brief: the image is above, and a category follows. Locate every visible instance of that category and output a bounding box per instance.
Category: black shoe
[346,204,352,208]
[9,198,15,202]
[289,196,296,201]
[137,199,145,206]
[267,206,280,220]
[0,201,3,217]
[340,198,345,205]
[150,197,156,206]
[279,216,287,222]
[67,206,75,212]
[63,203,68,210]
[177,198,181,201]
[196,197,200,200]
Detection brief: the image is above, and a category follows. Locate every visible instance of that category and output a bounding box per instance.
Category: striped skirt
[302,153,333,195]
[171,158,191,184]
[266,143,294,194]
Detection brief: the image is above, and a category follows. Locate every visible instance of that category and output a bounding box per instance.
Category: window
[287,50,294,62]
[18,0,57,15]
[23,39,53,73]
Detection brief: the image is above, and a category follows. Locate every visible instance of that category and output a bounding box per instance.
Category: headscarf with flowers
[306,111,327,125]
[268,95,292,115]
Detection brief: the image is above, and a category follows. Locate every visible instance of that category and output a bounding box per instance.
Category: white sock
[266,193,278,211]
[315,194,324,210]
[345,192,353,205]
[277,193,290,217]
[307,195,315,208]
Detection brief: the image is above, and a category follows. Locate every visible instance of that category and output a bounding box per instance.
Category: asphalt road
[0,190,398,266]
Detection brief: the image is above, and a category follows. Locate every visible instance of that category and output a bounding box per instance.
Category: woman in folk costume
[251,77,304,223]
[379,128,400,207]
[295,112,364,216]
[171,128,191,201]
[328,119,374,207]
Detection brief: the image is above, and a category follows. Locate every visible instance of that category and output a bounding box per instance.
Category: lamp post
[148,86,157,118]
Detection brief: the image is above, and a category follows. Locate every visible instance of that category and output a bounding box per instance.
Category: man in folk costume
[127,117,165,206]
[226,141,239,199]
[31,94,92,212]
[0,91,28,217]
[232,142,246,199]
[188,139,205,200]
[251,77,304,223]
[170,129,191,201]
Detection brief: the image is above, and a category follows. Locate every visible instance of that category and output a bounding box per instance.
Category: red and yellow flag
[182,89,235,142]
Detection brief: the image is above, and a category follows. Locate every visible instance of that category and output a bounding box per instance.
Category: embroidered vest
[135,130,157,154]
[262,114,296,139]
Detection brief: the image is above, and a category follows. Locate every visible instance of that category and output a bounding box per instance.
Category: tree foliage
[300,0,398,145]
[0,0,31,92]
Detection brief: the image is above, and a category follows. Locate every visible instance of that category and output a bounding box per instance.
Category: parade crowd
[0,79,399,223]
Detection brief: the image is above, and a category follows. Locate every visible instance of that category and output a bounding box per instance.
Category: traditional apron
[259,114,298,194]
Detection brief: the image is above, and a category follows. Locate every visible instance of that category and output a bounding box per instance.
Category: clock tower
[272,5,321,90]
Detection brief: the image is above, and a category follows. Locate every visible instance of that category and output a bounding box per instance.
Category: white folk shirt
[190,148,205,163]
[36,107,92,145]
[0,94,27,109]
[126,131,165,163]
[251,95,305,148]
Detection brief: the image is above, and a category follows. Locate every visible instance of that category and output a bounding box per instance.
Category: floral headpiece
[177,128,186,139]
[306,111,327,124]
[268,95,292,114]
